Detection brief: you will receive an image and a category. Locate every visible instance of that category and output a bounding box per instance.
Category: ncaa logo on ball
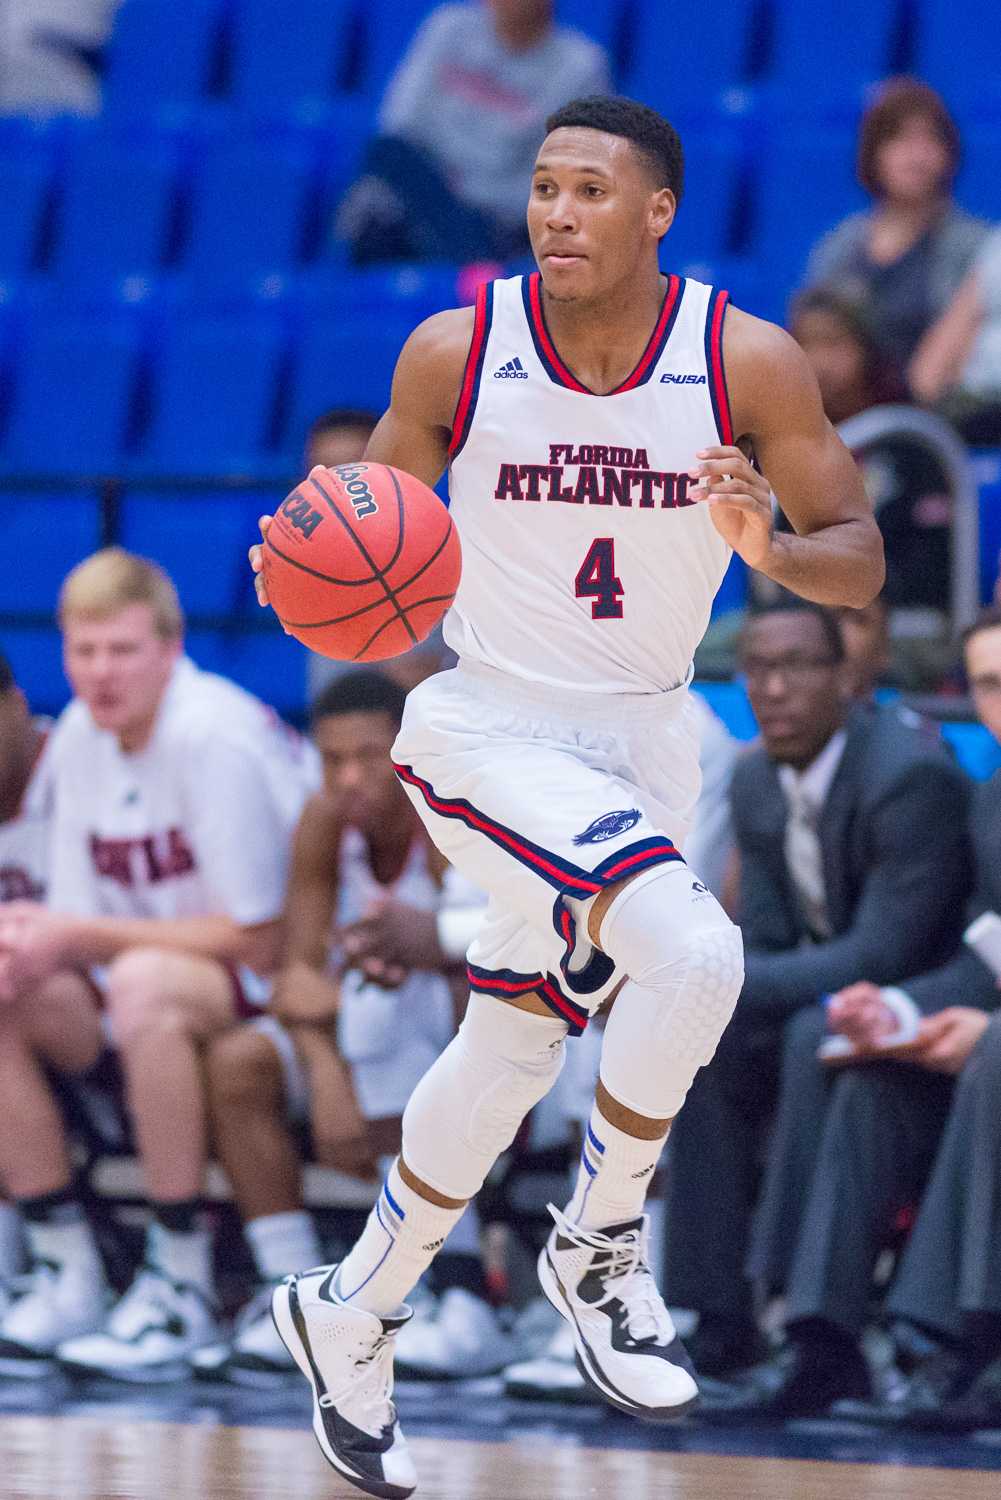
[572,809,641,845]
[280,492,324,539]
[331,463,379,520]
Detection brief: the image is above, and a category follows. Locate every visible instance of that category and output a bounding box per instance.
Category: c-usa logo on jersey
[572,809,641,845]
[660,372,707,384]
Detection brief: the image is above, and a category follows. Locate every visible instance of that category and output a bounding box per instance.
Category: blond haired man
[0,549,317,1379]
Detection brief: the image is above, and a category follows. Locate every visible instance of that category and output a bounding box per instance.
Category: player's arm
[270,792,345,1026]
[250,307,472,607]
[691,310,884,608]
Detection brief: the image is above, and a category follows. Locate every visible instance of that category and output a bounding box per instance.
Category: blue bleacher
[284,316,419,453]
[662,135,743,266]
[185,625,309,716]
[763,0,902,112]
[555,0,628,54]
[0,128,54,277]
[956,127,1001,223]
[118,488,276,614]
[0,492,101,612]
[102,0,224,120]
[141,312,285,474]
[182,133,318,284]
[229,0,355,115]
[750,126,866,288]
[913,0,1001,116]
[356,1,442,101]
[51,127,179,285]
[622,0,755,119]
[1,312,141,473]
[0,627,69,715]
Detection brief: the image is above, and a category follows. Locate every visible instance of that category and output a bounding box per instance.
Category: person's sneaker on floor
[538,1205,698,1422]
[0,1259,109,1376]
[504,1317,598,1404]
[394,1287,517,1379]
[271,1264,416,1500]
[687,1311,769,1378]
[192,1282,297,1385]
[57,1265,219,1382]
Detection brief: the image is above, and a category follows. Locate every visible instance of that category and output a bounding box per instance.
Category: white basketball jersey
[47,657,319,925]
[445,272,734,694]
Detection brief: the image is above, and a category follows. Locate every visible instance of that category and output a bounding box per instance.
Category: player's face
[875,115,951,205]
[965,626,1001,745]
[528,128,674,302]
[314,709,405,832]
[741,613,849,769]
[63,605,181,749]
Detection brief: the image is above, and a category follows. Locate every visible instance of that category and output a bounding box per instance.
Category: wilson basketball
[262,463,461,661]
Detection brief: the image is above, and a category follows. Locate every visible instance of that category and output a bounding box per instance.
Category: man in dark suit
[664,600,972,1386]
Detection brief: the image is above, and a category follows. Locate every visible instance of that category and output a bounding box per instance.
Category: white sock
[565,1104,668,1231]
[245,1211,323,1282]
[0,1203,25,1280]
[147,1221,214,1297]
[24,1216,105,1289]
[335,1159,465,1316]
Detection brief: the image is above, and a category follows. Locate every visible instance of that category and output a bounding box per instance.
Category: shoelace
[548,1205,672,1347]
[317,1328,397,1435]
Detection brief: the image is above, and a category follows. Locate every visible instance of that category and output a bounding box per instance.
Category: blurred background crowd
[2,0,1001,1437]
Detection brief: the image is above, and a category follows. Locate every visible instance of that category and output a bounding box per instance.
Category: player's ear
[649,188,675,241]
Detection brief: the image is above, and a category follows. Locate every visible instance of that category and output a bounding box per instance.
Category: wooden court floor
[2,1416,999,1500]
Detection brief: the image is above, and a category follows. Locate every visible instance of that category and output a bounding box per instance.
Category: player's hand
[0,902,70,1000]
[910,1007,990,1075]
[249,515,272,608]
[341,898,445,986]
[689,446,775,570]
[270,961,342,1025]
[826,982,897,1050]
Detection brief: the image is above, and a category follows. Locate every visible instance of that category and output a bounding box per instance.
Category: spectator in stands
[910,226,1001,445]
[202,671,500,1383]
[0,650,53,1302]
[803,79,988,368]
[790,287,953,613]
[663,600,971,1382]
[0,0,119,116]
[305,407,379,472]
[0,550,316,1380]
[336,0,610,265]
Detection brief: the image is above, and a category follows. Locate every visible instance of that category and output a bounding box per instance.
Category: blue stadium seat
[103,0,224,118]
[119,488,272,614]
[555,0,627,54]
[51,128,179,285]
[284,316,414,457]
[914,0,1001,115]
[692,680,758,742]
[0,492,101,612]
[662,135,743,265]
[184,135,317,284]
[1,313,141,473]
[956,128,1001,222]
[750,128,865,288]
[142,313,285,474]
[0,627,67,716]
[0,134,53,277]
[229,0,355,113]
[765,0,901,109]
[622,0,753,118]
[356,0,442,99]
[185,625,309,717]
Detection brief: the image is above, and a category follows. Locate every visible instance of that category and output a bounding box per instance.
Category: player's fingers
[704,490,765,510]
[689,456,752,480]
[696,446,743,462]
[258,514,272,539]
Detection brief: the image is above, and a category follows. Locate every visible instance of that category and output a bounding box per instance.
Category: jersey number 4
[575,538,625,619]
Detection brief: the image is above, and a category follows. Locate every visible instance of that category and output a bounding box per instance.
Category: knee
[206,1026,279,1111]
[105,948,185,1049]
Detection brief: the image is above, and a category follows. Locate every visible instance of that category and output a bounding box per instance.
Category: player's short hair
[311,668,407,729]
[857,77,960,197]
[544,95,684,204]
[961,605,1001,651]
[743,599,846,663]
[58,547,184,639]
[307,408,379,444]
[0,650,14,695]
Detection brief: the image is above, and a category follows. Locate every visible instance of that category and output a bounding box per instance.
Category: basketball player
[0,549,317,1379]
[201,669,500,1384]
[250,96,883,1497]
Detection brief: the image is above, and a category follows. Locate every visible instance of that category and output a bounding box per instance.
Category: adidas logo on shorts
[494,356,528,379]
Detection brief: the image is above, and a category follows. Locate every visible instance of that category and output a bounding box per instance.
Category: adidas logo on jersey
[494,357,528,379]
[660,372,707,384]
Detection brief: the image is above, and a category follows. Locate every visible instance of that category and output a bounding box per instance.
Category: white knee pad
[597,864,744,1119]
[401,992,567,1201]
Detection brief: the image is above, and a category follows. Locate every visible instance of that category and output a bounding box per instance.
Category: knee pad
[597,865,744,1120]
[402,993,566,1201]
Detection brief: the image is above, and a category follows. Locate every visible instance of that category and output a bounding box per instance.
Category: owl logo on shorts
[572,809,641,845]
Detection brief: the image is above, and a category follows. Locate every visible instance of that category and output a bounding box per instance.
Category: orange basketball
[262,463,461,661]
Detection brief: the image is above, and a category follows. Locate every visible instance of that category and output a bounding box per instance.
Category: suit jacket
[899,769,1001,1015]
[733,704,972,1020]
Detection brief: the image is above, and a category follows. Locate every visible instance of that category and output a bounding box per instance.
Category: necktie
[784,781,830,940]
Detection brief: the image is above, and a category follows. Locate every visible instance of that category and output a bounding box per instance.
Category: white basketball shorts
[392,661,703,1036]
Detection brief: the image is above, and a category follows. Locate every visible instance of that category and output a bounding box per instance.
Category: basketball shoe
[57,1265,219,1382]
[394,1287,517,1379]
[271,1266,417,1500]
[192,1282,297,1385]
[538,1205,698,1421]
[0,1258,109,1376]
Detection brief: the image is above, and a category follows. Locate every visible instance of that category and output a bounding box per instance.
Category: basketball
[262,463,461,661]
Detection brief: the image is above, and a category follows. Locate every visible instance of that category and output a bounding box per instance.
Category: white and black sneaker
[538,1206,698,1422]
[0,1259,109,1376]
[504,1318,598,1404]
[56,1265,219,1382]
[192,1282,297,1385]
[394,1287,517,1379]
[271,1265,417,1500]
